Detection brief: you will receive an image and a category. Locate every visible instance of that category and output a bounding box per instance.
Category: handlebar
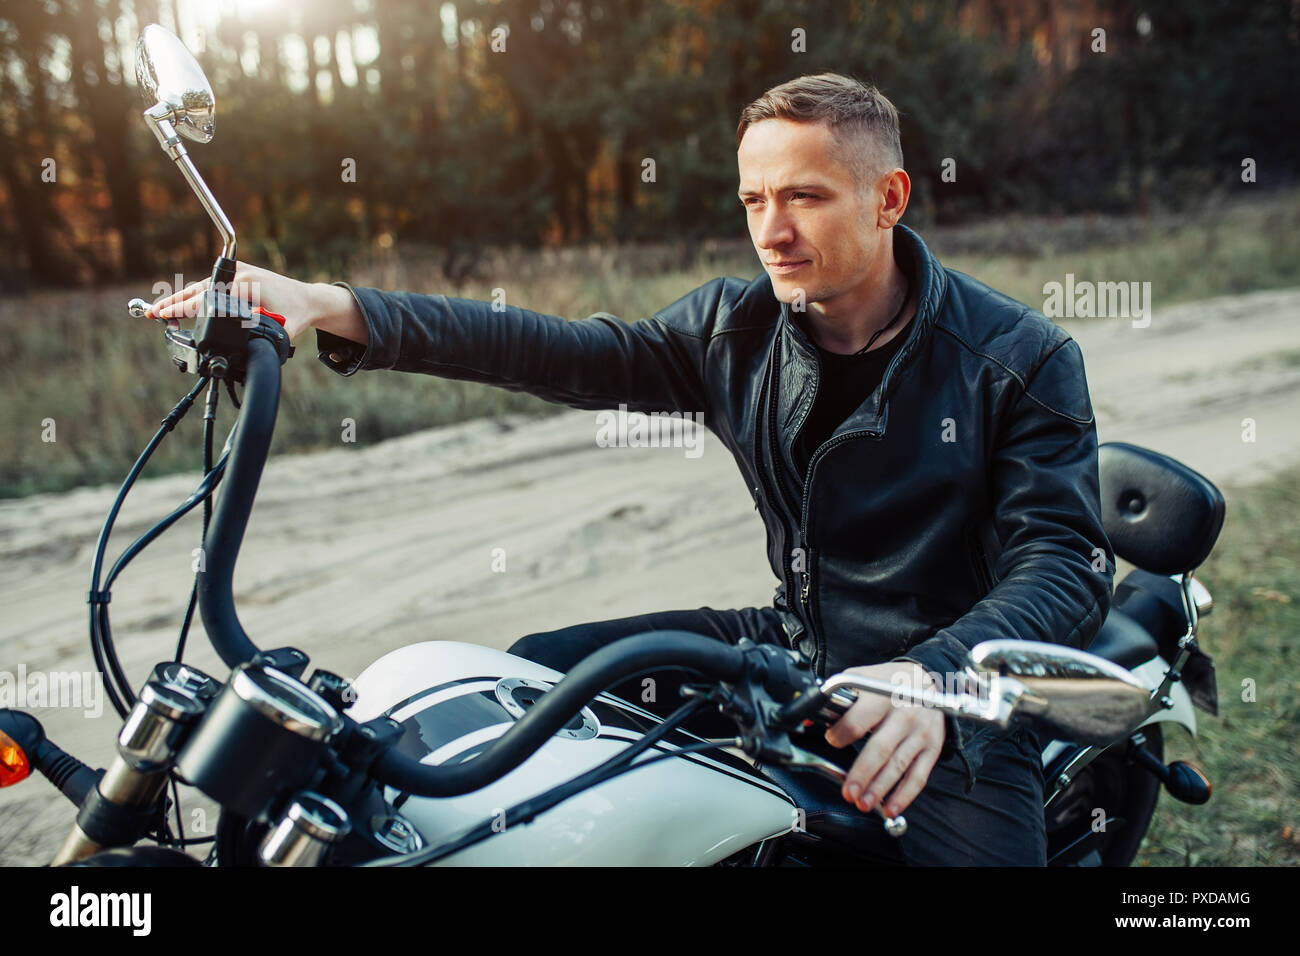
[197,335,283,668]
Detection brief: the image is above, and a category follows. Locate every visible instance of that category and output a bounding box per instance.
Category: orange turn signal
[0,728,31,786]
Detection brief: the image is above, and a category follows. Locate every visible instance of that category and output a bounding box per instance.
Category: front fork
[52,679,208,865]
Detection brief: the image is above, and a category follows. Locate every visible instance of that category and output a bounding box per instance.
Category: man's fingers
[881,744,942,818]
[824,694,889,749]
[157,288,207,319]
[842,713,914,808]
[150,277,204,309]
[150,278,210,319]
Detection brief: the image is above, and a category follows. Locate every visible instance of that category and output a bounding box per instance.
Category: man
[150,72,1113,865]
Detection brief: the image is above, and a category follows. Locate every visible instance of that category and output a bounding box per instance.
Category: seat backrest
[1098,442,1225,575]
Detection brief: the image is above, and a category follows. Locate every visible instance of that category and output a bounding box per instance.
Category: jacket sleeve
[897,334,1116,682]
[314,280,725,421]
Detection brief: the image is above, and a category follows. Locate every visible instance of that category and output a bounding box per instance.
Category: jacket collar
[774,223,947,439]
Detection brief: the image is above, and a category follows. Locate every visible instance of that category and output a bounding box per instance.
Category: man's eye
[792,192,816,200]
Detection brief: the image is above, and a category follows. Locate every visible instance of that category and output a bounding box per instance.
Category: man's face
[737,118,886,309]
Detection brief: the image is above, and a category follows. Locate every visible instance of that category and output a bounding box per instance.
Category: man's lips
[768,259,809,274]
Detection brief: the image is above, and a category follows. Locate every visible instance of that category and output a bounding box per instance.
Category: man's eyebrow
[737,182,831,198]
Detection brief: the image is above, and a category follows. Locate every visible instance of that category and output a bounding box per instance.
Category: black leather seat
[1085,606,1160,670]
[1099,442,1225,574]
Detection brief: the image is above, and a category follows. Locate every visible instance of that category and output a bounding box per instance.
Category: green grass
[1134,468,1300,866]
[2,188,1298,499]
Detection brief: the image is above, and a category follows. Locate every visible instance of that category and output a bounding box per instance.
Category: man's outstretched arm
[149,261,731,421]
[313,281,722,419]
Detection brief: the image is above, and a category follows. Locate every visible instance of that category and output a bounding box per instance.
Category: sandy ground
[2,286,1299,866]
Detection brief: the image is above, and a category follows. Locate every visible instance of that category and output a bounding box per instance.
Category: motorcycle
[0,25,1224,868]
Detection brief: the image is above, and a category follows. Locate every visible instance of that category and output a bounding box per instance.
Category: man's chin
[770,277,817,305]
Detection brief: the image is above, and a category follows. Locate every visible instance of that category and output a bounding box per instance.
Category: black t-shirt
[791,295,914,480]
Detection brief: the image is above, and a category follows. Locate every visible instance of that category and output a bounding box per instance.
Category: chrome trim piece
[259,792,351,867]
[118,681,205,770]
[494,677,599,741]
[287,793,350,841]
[138,681,205,722]
[1188,576,1213,618]
[370,813,424,854]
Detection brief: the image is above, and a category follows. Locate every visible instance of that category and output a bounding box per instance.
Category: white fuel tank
[347,641,796,865]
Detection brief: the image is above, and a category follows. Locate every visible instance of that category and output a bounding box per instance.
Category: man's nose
[753,204,795,249]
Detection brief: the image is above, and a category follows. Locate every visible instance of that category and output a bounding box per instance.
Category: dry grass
[1134,469,1300,866]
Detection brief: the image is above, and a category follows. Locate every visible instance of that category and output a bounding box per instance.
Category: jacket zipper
[769,334,823,649]
[754,346,797,635]
[795,334,911,673]
[798,431,875,672]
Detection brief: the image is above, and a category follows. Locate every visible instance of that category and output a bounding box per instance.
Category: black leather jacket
[316,223,1115,785]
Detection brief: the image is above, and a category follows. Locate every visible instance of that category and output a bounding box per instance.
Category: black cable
[176,380,220,663]
[95,384,230,720]
[101,451,229,592]
[167,776,183,848]
[93,450,227,721]
[170,382,221,845]
[88,602,126,720]
[90,377,210,716]
[95,602,130,714]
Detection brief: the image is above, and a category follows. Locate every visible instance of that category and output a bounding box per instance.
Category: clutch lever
[783,743,908,837]
[797,685,909,836]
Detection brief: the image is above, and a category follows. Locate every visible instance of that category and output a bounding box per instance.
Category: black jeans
[507,605,1047,866]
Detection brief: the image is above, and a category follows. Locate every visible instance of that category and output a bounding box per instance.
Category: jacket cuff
[894,631,971,678]
[315,282,374,376]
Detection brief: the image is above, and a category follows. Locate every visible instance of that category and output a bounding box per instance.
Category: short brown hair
[736,72,904,194]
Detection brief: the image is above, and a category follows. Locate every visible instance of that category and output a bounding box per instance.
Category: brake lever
[783,744,907,838]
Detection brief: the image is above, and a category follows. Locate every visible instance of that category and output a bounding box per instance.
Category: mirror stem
[144,104,237,261]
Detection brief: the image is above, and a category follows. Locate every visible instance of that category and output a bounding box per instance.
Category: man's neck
[800,237,915,356]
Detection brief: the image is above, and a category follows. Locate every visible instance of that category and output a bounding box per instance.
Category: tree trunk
[67,0,147,278]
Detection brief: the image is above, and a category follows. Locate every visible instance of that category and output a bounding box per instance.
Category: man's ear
[877,168,911,229]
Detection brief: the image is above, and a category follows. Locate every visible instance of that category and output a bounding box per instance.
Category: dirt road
[2,286,1298,865]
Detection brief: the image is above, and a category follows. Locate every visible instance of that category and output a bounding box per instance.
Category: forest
[2,0,1296,292]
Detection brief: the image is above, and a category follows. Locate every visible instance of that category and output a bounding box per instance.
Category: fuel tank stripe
[381,676,500,719]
